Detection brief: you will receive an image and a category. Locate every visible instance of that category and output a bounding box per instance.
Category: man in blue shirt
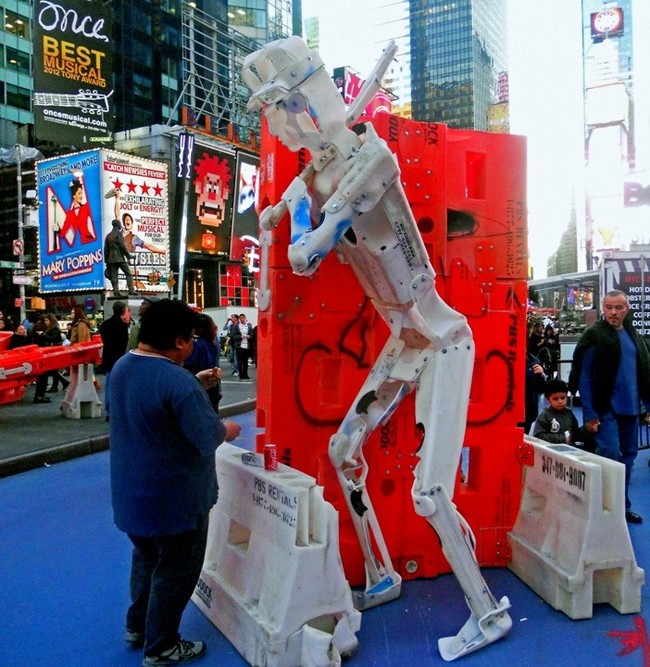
[110,299,240,665]
[573,290,650,524]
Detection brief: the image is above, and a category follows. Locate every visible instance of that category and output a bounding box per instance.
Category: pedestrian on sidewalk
[223,314,239,375]
[127,296,159,351]
[44,314,69,393]
[570,290,650,524]
[31,314,63,403]
[109,298,240,666]
[232,313,253,381]
[99,300,131,421]
[183,313,222,413]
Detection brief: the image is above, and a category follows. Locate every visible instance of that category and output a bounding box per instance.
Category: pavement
[0,364,257,478]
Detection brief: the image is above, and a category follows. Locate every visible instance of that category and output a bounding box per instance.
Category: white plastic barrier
[192,442,362,667]
[61,363,102,419]
[508,436,644,619]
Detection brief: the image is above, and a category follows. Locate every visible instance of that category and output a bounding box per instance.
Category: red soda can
[264,443,278,471]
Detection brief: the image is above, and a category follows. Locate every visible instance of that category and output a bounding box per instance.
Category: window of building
[3,10,29,39]
[6,46,30,73]
[218,263,256,307]
[6,83,30,110]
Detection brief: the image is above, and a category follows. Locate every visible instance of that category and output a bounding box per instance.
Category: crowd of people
[4,290,649,664]
[527,290,649,526]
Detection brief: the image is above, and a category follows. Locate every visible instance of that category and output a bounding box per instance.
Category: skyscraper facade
[371,1,411,117]
[409,0,507,130]
[227,0,300,42]
[581,0,650,265]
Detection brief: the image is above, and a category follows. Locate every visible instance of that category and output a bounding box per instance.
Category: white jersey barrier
[61,362,102,419]
[508,436,644,619]
[192,442,362,667]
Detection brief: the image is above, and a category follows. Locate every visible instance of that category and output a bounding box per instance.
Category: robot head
[243,36,351,157]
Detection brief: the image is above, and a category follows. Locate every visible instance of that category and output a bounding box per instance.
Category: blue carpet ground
[2,411,650,667]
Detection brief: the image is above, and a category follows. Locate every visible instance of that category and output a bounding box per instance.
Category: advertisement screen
[333,67,392,117]
[33,0,114,147]
[186,148,236,256]
[36,150,170,294]
[230,152,259,267]
[101,151,170,294]
[36,151,105,293]
[603,254,650,336]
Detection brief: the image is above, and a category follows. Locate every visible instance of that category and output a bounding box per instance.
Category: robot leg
[329,337,414,610]
[413,484,512,660]
[411,343,511,660]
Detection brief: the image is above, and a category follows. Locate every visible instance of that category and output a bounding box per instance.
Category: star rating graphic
[109,178,164,197]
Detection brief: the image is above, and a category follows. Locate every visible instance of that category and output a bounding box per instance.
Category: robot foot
[438,596,512,662]
[353,574,402,611]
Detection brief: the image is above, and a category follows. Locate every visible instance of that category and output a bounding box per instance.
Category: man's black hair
[112,300,128,316]
[544,378,569,398]
[138,299,198,350]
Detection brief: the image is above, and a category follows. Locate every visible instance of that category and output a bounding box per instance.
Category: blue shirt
[109,351,226,537]
[579,328,642,421]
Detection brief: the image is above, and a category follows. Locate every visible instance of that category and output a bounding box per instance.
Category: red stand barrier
[0,336,103,409]
[255,115,527,585]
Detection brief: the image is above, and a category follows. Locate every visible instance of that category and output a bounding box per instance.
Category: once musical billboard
[33,0,114,147]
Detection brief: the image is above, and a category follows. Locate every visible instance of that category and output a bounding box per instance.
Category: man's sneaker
[124,628,144,647]
[142,639,206,665]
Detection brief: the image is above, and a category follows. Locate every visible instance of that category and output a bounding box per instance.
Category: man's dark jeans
[126,514,209,656]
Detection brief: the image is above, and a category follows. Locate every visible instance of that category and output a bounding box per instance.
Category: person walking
[127,296,159,351]
[44,314,69,393]
[31,315,63,403]
[183,313,222,413]
[232,313,253,381]
[70,305,92,344]
[571,290,650,524]
[109,299,241,666]
[99,300,131,421]
[223,314,240,375]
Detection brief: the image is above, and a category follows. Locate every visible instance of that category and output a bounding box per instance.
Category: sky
[301,0,587,278]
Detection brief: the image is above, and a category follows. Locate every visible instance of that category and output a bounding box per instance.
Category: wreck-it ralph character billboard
[36,150,170,294]
[186,147,236,256]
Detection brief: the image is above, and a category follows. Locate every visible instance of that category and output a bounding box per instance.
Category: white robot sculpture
[243,36,512,661]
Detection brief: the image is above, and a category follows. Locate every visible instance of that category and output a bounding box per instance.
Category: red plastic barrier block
[256,113,528,584]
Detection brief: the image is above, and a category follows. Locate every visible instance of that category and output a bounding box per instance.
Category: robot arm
[286,125,400,276]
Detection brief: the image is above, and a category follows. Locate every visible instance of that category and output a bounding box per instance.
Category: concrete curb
[0,399,256,478]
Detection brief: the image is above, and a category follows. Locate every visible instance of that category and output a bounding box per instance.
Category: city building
[0,0,302,316]
[581,0,650,268]
[409,0,508,130]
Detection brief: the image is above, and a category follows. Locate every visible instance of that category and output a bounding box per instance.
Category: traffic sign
[12,239,24,256]
[0,260,21,269]
[12,275,35,285]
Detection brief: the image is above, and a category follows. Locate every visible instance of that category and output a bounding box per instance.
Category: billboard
[186,147,236,256]
[230,152,260,268]
[36,150,170,294]
[33,0,114,147]
[590,8,624,41]
[602,252,650,336]
[333,67,392,117]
